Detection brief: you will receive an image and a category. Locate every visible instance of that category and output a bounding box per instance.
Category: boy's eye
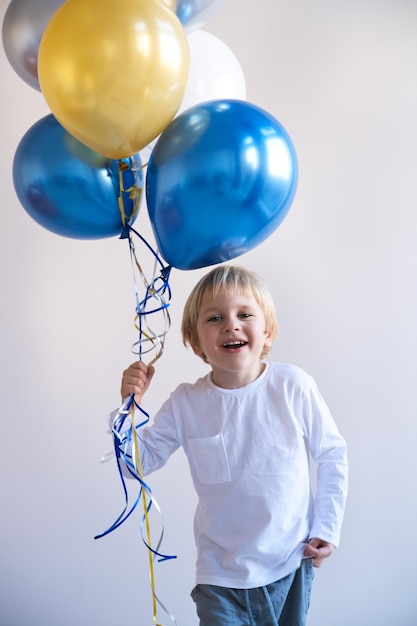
[207,315,222,322]
[206,313,253,322]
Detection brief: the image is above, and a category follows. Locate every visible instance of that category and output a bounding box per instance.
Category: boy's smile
[192,290,273,388]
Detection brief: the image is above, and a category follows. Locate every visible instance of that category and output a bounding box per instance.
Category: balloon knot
[119,225,130,239]
[161,265,172,281]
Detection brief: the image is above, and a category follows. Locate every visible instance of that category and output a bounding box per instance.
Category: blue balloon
[146,100,298,270]
[13,115,142,239]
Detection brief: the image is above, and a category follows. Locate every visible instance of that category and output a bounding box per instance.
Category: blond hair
[181,265,278,362]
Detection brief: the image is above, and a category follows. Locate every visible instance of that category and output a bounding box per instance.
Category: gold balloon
[38,0,189,159]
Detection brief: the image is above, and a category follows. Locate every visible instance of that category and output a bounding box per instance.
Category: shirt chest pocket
[187,434,231,485]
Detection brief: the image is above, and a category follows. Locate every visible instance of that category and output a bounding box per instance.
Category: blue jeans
[191,558,314,626]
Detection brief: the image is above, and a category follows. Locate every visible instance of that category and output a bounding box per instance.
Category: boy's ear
[264,329,274,348]
[192,344,204,356]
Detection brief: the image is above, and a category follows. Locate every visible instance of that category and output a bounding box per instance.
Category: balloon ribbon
[117,156,143,228]
[96,168,176,624]
[96,396,177,626]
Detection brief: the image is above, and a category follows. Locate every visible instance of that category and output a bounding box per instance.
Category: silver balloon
[174,0,228,33]
[2,0,65,91]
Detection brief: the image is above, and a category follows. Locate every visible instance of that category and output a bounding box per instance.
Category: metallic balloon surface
[38,0,190,159]
[2,0,65,90]
[146,100,298,270]
[13,115,142,239]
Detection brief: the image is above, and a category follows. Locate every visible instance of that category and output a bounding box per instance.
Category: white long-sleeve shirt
[112,362,348,588]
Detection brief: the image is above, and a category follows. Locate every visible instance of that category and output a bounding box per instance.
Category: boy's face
[191,289,273,386]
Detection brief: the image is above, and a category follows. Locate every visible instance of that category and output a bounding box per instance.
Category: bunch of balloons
[3,3,299,623]
[3,0,298,268]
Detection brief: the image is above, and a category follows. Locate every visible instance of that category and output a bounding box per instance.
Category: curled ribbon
[95,165,177,625]
[96,396,177,626]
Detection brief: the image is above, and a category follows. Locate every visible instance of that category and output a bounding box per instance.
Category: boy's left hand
[303,538,334,567]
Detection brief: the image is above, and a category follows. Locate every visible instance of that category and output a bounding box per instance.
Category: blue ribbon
[95,396,176,564]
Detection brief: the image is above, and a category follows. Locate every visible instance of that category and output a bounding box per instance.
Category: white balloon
[179,29,246,113]
[141,30,246,163]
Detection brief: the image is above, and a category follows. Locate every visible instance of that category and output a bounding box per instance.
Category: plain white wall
[1,0,416,624]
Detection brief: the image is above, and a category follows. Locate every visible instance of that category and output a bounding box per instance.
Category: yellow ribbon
[117,157,144,228]
[130,403,164,626]
[116,156,175,625]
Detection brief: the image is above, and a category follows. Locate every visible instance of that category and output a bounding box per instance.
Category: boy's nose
[223,317,240,331]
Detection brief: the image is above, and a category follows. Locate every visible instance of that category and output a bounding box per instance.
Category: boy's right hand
[121,361,155,403]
